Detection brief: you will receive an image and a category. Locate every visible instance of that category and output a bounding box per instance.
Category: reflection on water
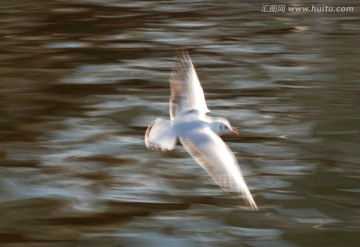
[0,0,359,246]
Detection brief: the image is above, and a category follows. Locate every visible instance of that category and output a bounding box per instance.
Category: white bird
[145,50,258,210]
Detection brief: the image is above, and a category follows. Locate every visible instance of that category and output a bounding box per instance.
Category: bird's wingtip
[245,195,258,211]
[249,202,259,211]
[175,48,190,59]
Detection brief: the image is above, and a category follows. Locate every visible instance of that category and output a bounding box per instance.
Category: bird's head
[210,118,238,136]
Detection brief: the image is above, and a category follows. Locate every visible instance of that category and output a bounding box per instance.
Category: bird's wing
[180,128,258,210]
[170,49,210,119]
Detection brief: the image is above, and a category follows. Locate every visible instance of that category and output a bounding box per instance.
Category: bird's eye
[224,126,229,130]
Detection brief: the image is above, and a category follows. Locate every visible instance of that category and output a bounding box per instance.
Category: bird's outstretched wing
[170,49,210,119]
[180,128,258,210]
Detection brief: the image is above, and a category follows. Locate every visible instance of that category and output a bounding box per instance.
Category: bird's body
[173,112,208,137]
[145,50,258,210]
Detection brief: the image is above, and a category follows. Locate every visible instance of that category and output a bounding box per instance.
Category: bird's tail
[145,118,177,151]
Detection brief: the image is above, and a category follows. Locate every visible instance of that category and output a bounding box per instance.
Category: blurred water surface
[0,0,359,246]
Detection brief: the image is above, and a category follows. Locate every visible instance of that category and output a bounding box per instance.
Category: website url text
[261,5,354,13]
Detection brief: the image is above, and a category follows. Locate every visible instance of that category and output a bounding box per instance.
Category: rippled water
[0,0,359,246]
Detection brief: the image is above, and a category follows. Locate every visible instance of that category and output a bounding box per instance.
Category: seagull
[145,50,258,210]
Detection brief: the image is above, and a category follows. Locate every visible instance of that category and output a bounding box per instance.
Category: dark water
[0,0,359,246]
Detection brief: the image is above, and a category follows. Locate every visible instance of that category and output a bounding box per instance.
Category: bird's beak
[230,128,238,136]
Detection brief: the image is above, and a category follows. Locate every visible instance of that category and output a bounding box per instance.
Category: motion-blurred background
[0,0,359,246]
